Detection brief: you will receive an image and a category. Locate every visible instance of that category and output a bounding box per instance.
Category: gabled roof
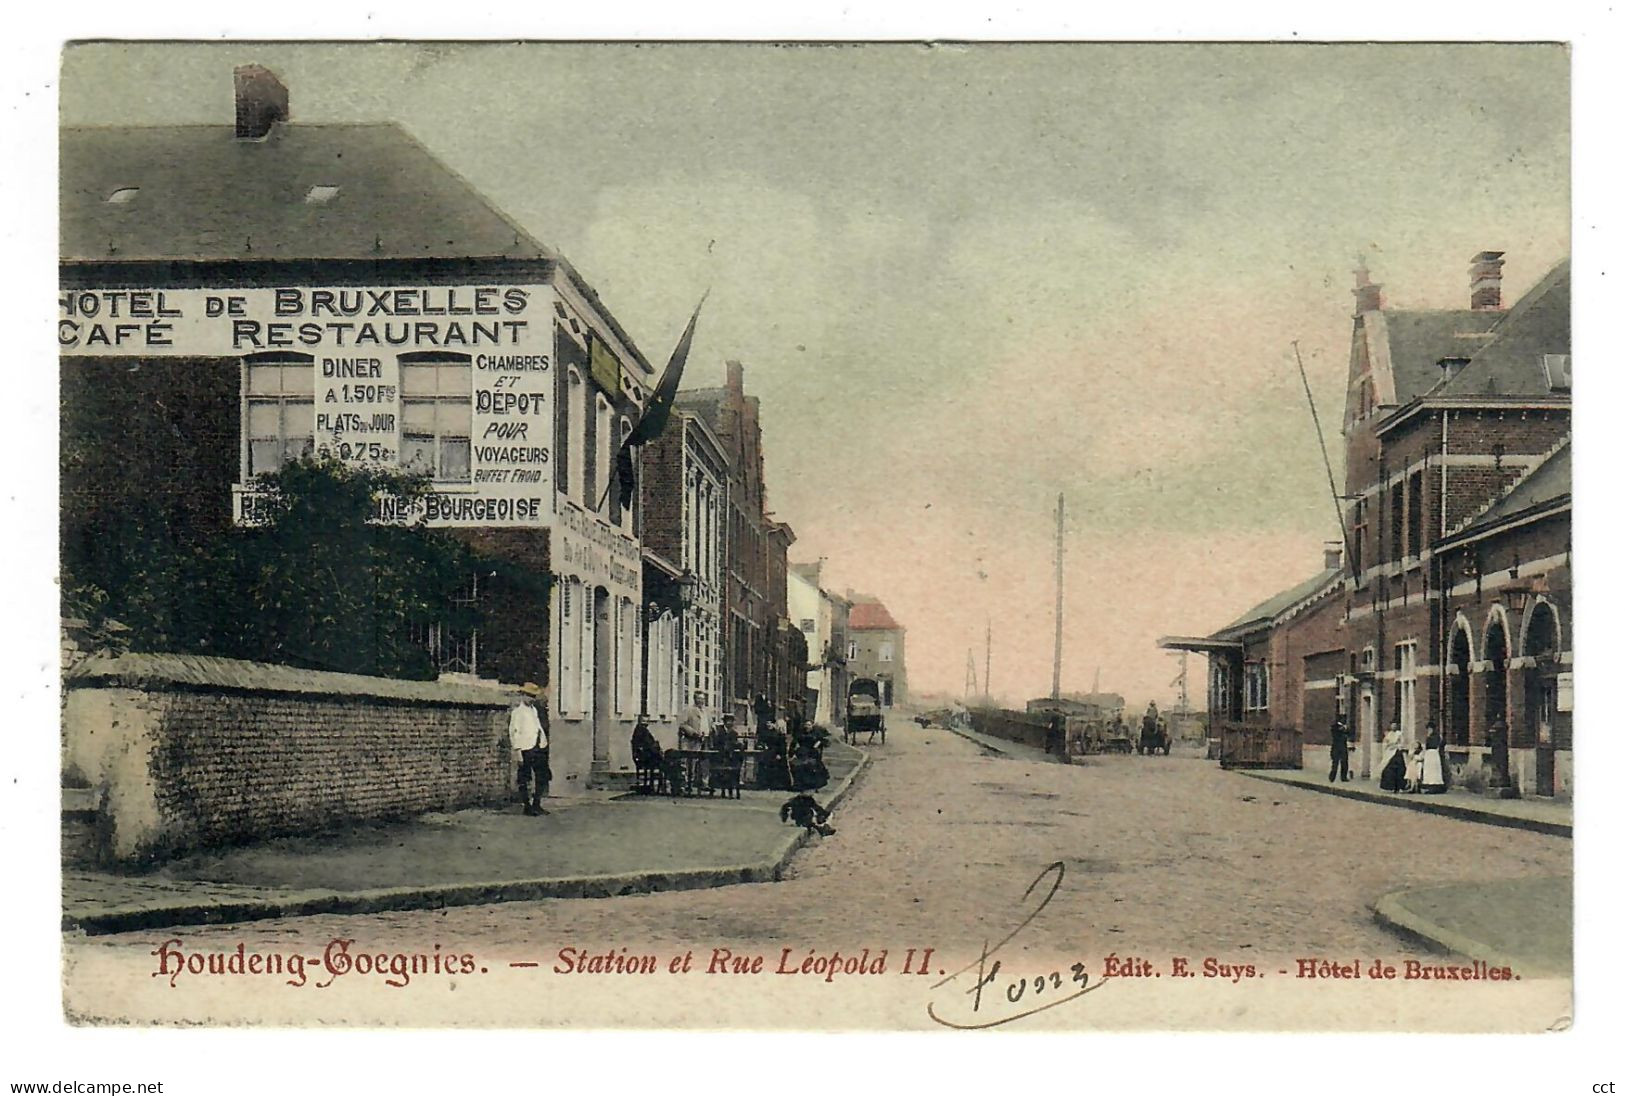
[849,600,903,631]
[1434,261,1570,398]
[1212,567,1342,640]
[1378,309,1503,404]
[62,123,551,262]
[1443,437,1571,544]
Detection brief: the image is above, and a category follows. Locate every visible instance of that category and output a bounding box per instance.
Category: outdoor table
[668,748,762,796]
[669,748,717,796]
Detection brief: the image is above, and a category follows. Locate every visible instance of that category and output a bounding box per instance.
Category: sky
[59,41,1571,708]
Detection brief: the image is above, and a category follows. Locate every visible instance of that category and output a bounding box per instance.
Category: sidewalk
[1372,876,1572,978]
[1234,767,1572,837]
[63,742,867,935]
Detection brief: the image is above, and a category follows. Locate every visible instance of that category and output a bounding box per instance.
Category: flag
[628,292,707,450]
[600,293,707,512]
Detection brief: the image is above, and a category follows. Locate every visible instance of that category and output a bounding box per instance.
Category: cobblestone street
[67,718,1570,978]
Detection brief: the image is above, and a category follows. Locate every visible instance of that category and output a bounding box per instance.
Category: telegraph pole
[984,619,992,705]
[1052,492,1065,700]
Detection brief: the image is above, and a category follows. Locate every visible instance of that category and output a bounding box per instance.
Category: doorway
[1484,616,1511,783]
[1448,626,1471,747]
[592,587,611,765]
[1358,684,1375,779]
[1524,602,1560,796]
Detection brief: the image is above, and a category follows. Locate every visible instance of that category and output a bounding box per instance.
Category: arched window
[1522,599,1561,661]
[569,370,588,503]
[616,417,634,529]
[595,395,613,512]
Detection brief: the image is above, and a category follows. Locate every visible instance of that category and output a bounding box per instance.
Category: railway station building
[1162,253,1571,798]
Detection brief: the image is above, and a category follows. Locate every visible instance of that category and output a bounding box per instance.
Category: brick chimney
[235,65,289,140]
[1323,542,1343,571]
[1352,261,1383,314]
[1470,251,1505,311]
[726,359,745,395]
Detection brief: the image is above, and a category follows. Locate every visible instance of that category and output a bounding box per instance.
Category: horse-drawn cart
[844,678,886,745]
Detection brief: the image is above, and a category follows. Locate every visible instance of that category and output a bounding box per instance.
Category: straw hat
[520,682,542,697]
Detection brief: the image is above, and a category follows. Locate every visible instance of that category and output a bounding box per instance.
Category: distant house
[845,596,907,708]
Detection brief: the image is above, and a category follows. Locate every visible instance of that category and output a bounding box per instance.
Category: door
[592,587,612,764]
[1358,684,1375,779]
[1534,677,1556,797]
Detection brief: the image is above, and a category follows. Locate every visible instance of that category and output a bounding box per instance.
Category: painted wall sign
[60,284,557,528]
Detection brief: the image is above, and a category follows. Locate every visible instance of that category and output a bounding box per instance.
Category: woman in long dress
[1378,721,1407,792]
[1421,722,1447,793]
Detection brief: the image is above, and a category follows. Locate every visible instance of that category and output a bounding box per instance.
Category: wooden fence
[1217,722,1303,770]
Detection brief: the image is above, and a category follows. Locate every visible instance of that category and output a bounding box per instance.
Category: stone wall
[64,653,512,866]
[969,708,1054,752]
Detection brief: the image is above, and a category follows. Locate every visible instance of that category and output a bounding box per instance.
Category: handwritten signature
[926,861,1106,1029]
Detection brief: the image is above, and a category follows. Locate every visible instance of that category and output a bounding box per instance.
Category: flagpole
[1293,340,1351,566]
[595,292,709,511]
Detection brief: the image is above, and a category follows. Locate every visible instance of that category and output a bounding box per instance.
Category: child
[780,792,836,836]
[1407,742,1427,794]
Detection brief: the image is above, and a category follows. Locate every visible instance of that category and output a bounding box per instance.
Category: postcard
[55,39,1572,1034]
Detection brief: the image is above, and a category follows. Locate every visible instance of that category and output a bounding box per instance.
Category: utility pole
[1052,492,1065,700]
[1170,651,1189,715]
[965,648,979,702]
[984,619,992,706]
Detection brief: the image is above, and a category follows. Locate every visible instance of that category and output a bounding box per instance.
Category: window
[1388,482,1404,562]
[615,418,633,528]
[595,395,613,512]
[558,579,581,715]
[244,354,315,476]
[847,641,858,661]
[573,376,590,502]
[1245,661,1270,712]
[1407,471,1424,559]
[801,619,816,633]
[1349,499,1365,576]
[616,597,636,714]
[411,572,480,676]
[1395,641,1418,742]
[399,354,472,483]
[878,641,894,663]
[1334,673,1348,718]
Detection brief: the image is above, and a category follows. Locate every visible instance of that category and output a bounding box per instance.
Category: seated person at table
[754,721,791,791]
[780,792,836,837]
[631,719,663,793]
[709,714,744,799]
[660,747,688,798]
[789,735,830,792]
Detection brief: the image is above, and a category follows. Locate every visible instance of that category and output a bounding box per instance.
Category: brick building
[677,361,802,720]
[846,597,908,708]
[1162,252,1571,797]
[60,65,661,797]
[639,408,730,732]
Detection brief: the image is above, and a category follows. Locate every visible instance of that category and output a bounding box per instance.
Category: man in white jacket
[510,682,550,816]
